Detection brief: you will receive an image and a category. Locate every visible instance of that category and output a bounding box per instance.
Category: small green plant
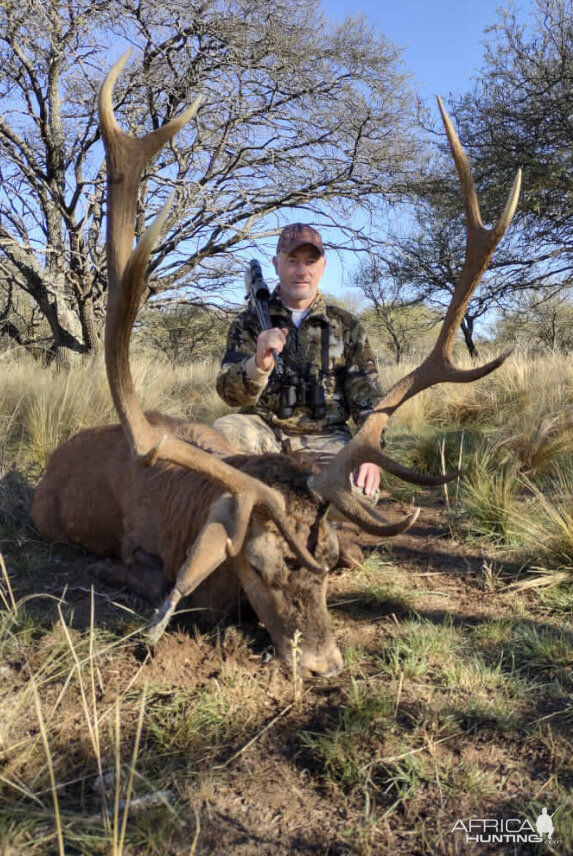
[290,629,303,704]
[380,755,422,812]
[476,559,505,591]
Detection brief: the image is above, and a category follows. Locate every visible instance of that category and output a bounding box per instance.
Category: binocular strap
[319,319,329,379]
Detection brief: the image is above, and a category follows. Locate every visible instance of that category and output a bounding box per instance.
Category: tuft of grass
[450,698,521,735]
[538,583,573,615]
[513,465,573,588]
[145,659,266,763]
[508,623,573,688]
[300,679,394,792]
[494,412,573,477]
[376,617,465,681]
[146,687,229,755]
[456,448,519,545]
[407,429,468,478]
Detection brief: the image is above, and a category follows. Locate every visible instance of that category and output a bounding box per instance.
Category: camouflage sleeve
[343,319,382,428]
[215,311,272,407]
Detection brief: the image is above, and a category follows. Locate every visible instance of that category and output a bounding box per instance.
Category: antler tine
[99,50,202,292]
[309,98,521,510]
[327,491,421,537]
[437,97,521,242]
[433,97,522,364]
[100,56,325,574]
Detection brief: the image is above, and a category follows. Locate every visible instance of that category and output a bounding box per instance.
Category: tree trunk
[41,296,86,367]
[79,298,104,356]
[461,315,479,360]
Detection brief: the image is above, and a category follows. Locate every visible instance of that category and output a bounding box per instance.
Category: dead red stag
[32,54,521,677]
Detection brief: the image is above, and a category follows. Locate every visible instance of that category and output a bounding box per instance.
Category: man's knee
[212,414,281,455]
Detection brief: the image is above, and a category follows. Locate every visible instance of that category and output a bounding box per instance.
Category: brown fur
[33,413,343,675]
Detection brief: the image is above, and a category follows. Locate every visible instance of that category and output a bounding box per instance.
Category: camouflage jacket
[216,289,381,435]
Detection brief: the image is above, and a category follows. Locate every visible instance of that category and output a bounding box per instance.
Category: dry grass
[1,349,573,853]
[3,552,573,856]
[0,355,227,473]
[383,350,573,438]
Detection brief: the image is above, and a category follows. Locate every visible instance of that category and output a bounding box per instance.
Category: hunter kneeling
[214,223,383,547]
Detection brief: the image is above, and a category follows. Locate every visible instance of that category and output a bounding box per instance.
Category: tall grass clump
[0,565,166,856]
[381,350,573,438]
[511,464,573,589]
[493,411,573,479]
[456,448,519,546]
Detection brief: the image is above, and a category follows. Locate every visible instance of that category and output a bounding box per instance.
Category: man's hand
[255,327,289,372]
[354,462,380,497]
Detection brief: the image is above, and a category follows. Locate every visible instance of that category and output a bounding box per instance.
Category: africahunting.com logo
[452,807,559,845]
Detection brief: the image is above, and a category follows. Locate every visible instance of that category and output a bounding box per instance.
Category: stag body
[33,413,342,675]
[33,413,236,567]
[32,53,520,678]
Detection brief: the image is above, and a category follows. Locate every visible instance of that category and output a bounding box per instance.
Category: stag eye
[249,562,265,579]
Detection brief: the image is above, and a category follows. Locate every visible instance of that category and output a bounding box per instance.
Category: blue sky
[308,0,535,296]
[325,0,528,101]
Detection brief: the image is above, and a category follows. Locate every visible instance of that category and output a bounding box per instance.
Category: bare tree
[355,177,554,360]
[0,0,419,364]
[495,290,573,354]
[0,280,50,356]
[446,0,573,298]
[355,256,437,363]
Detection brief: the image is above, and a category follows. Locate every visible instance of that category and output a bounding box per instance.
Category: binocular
[278,378,326,420]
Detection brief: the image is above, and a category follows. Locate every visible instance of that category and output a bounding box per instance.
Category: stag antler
[99,52,324,573]
[309,97,522,523]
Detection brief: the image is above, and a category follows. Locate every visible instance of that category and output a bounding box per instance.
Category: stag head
[235,455,342,675]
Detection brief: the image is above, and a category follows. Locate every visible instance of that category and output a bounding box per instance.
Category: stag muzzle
[277,637,344,679]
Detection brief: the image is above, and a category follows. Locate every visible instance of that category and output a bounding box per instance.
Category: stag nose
[301,642,344,679]
[318,658,344,678]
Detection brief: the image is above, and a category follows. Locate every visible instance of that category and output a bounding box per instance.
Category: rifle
[245,259,283,377]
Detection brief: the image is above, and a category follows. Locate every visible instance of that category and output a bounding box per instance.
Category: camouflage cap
[276,223,325,256]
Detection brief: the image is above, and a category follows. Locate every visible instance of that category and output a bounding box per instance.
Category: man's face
[273,245,326,309]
